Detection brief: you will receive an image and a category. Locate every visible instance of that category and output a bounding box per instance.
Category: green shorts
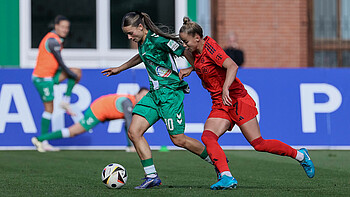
[133,88,185,136]
[79,107,101,130]
[32,70,62,102]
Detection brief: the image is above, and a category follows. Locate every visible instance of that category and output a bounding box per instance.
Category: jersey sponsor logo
[167,40,180,52]
[155,66,172,77]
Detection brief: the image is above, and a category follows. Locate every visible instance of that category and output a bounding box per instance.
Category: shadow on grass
[162,185,209,189]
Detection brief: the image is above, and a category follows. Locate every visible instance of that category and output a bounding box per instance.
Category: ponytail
[122,12,181,43]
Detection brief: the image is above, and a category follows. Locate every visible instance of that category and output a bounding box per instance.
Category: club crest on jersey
[155,66,172,77]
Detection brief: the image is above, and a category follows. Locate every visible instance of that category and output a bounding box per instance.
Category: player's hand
[101,67,122,77]
[222,88,232,106]
[179,67,194,80]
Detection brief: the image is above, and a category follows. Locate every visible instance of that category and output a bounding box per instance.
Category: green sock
[141,158,157,176]
[41,117,51,135]
[141,158,154,167]
[65,78,76,97]
[37,130,63,142]
[200,147,209,159]
[200,147,213,164]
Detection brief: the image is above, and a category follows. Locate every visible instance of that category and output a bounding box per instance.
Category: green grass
[0,150,349,196]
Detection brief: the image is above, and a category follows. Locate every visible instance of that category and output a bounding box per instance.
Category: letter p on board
[300,83,342,133]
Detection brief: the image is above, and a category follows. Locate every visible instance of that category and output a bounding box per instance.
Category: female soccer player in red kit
[179,17,315,190]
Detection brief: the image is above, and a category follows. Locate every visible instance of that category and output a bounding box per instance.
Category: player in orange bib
[31,88,149,152]
[179,17,315,190]
[32,15,82,151]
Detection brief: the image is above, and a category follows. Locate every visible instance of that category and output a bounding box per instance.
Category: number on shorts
[165,118,174,131]
[43,87,50,96]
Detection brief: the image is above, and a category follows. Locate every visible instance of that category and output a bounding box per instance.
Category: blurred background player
[102,11,213,189]
[31,87,149,152]
[223,31,244,67]
[179,17,315,190]
[32,15,82,151]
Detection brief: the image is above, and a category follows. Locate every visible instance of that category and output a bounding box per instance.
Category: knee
[201,130,218,145]
[201,134,209,145]
[171,136,186,148]
[127,128,140,141]
[250,137,265,152]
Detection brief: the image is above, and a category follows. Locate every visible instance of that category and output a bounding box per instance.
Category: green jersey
[138,31,189,92]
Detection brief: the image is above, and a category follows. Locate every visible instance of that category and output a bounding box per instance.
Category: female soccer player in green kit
[102,12,213,189]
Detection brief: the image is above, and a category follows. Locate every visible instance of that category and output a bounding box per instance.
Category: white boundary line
[2,146,350,151]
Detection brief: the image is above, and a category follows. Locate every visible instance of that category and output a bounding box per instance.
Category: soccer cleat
[210,175,238,190]
[42,140,60,152]
[298,148,315,178]
[31,137,46,152]
[134,174,162,189]
[214,158,229,181]
[60,101,76,116]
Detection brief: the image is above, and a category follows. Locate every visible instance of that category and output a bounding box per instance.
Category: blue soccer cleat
[210,175,238,190]
[134,174,162,189]
[298,148,315,178]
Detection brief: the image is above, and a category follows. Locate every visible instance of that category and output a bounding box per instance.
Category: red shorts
[208,94,258,130]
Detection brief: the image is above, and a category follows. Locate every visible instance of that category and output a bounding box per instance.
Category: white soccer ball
[101,163,128,189]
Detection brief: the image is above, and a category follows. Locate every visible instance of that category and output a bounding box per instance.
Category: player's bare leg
[128,114,161,189]
[169,134,205,155]
[127,115,152,160]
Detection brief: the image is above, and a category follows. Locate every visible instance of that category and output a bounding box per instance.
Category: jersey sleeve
[121,98,133,131]
[157,38,185,57]
[205,40,230,67]
[47,38,77,80]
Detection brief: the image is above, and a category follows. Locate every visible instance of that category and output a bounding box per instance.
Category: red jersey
[193,36,247,105]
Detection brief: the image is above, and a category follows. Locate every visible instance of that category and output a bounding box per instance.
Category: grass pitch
[0,150,349,196]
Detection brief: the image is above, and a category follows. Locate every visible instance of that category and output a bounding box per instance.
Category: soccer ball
[101,163,128,189]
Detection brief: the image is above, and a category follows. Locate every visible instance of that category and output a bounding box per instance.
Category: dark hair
[122,12,181,43]
[179,17,203,38]
[54,15,69,24]
[138,87,149,94]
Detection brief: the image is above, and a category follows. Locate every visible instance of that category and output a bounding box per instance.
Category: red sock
[250,136,297,158]
[201,130,230,172]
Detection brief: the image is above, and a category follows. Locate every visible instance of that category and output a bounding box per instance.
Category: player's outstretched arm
[102,54,142,77]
